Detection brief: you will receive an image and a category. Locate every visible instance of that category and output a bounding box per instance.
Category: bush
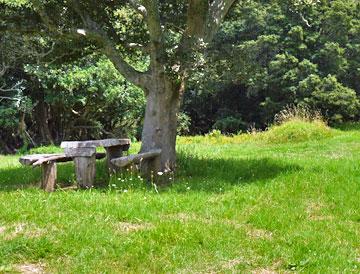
[212,116,247,134]
[177,112,191,136]
[300,75,360,124]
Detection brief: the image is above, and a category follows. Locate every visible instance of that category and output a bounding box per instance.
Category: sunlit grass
[180,117,338,145]
[0,125,359,272]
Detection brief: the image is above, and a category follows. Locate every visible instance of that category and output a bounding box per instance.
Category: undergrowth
[180,106,337,145]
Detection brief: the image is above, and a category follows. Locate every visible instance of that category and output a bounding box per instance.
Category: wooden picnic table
[60,138,131,188]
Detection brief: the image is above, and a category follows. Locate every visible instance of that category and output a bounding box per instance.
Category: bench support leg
[105,145,124,174]
[41,162,57,192]
[74,155,96,188]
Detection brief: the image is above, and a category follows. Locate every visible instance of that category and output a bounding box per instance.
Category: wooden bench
[111,149,161,168]
[19,153,106,192]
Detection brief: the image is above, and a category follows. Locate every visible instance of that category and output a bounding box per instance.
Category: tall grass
[180,106,336,145]
[273,105,323,124]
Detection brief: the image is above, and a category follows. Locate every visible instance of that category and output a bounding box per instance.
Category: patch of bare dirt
[306,201,334,221]
[309,215,334,221]
[165,213,272,237]
[306,201,323,213]
[222,258,244,270]
[221,219,244,229]
[251,260,285,274]
[16,263,45,274]
[4,223,44,240]
[0,226,6,234]
[115,222,153,233]
[200,257,245,274]
[251,269,277,274]
[164,212,214,225]
[246,227,273,240]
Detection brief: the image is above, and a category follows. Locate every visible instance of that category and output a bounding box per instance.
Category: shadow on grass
[172,154,302,192]
[0,155,300,193]
[333,122,360,131]
[0,160,109,192]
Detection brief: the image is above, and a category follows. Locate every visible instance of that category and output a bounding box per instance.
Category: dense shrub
[212,116,247,134]
[308,76,360,123]
[177,112,191,136]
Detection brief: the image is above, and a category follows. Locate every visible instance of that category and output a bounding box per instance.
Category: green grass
[0,123,359,273]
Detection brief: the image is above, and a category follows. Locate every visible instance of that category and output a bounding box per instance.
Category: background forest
[1,0,360,153]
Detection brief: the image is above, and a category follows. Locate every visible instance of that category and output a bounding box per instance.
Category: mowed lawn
[0,127,359,273]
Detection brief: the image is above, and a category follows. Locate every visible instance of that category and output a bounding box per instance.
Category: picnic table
[60,138,131,188]
[20,138,130,192]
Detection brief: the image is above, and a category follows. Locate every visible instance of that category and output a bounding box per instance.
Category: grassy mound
[258,119,335,143]
[179,119,336,145]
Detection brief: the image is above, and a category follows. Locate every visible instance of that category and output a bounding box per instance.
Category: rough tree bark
[34,94,53,145]
[140,74,180,176]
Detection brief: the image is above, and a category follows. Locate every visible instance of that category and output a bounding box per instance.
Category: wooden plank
[61,138,131,149]
[19,154,65,166]
[111,149,162,168]
[52,153,105,162]
[74,154,96,189]
[102,139,131,148]
[20,152,106,166]
[33,154,69,167]
[64,147,96,157]
[41,162,56,192]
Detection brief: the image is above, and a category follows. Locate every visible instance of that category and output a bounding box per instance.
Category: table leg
[74,154,96,188]
[41,162,56,192]
[105,145,124,174]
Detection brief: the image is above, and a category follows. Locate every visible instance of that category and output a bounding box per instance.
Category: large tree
[1,0,236,177]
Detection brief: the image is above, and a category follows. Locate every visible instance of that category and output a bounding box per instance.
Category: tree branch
[184,0,209,40]
[0,62,9,77]
[206,0,237,41]
[128,0,147,17]
[0,96,20,101]
[182,0,237,43]
[125,42,151,53]
[142,0,166,71]
[142,0,163,44]
[176,0,237,73]
[0,80,24,93]
[68,1,150,89]
[30,0,58,33]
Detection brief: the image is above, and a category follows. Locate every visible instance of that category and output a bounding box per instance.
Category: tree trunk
[140,75,180,180]
[34,89,53,145]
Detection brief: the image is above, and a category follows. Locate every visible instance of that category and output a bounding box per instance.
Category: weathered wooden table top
[60,138,131,148]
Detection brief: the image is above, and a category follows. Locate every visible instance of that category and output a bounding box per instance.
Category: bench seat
[19,152,106,192]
